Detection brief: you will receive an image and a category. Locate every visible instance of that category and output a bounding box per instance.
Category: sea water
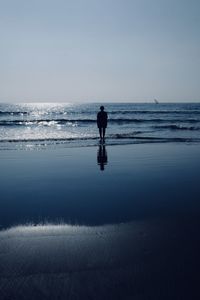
[0,102,200,149]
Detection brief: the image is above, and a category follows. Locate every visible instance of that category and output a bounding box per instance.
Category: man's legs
[99,127,106,140]
[103,128,106,139]
[99,128,102,139]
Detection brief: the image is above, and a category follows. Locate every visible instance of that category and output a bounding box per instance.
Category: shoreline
[0,136,200,152]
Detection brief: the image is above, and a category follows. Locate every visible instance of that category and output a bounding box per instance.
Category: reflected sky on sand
[0,143,200,230]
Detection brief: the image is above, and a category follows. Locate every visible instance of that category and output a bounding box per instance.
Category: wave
[0,118,200,126]
[108,118,200,124]
[1,135,199,144]
[108,110,200,115]
[0,111,28,115]
[1,109,200,116]
[153,125,200,131]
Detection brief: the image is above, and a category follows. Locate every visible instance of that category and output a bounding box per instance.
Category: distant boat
[154,99,159,104]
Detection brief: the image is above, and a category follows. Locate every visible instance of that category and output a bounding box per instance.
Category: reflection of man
[97,145,108,171]
[97,106,108,141]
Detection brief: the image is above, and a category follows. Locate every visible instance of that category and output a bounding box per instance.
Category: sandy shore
[0,143,200,299]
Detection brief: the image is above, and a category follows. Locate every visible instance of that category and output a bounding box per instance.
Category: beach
[1,0,200,294]
[0,142,200,299]
[1,0,200,295]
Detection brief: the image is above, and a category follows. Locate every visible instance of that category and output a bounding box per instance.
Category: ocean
[0,102,200,150]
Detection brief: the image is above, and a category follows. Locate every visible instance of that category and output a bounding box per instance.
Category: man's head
[100,106,104,111]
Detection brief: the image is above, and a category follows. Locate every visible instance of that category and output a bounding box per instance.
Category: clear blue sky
[0,0,200,102]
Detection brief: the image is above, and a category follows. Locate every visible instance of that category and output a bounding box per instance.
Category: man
[97,106,108,141]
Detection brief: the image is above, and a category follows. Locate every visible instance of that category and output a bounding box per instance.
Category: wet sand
[0,218,200,299]
[0,143,200,299]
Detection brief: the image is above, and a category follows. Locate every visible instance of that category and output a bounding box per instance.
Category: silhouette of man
[97,106,108,141]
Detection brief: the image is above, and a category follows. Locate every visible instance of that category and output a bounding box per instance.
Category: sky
[0,0,200,103]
